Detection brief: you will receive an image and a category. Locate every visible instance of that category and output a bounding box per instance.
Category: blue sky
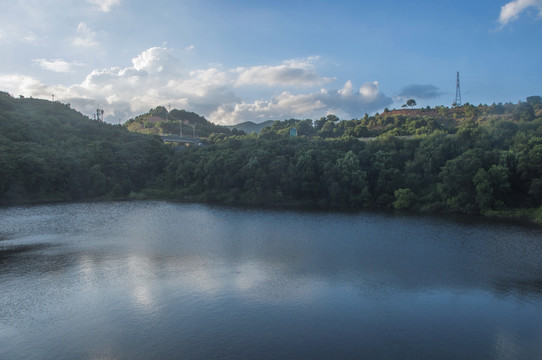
[1,0,541,124]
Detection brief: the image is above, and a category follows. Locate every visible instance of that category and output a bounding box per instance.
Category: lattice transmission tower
[453,71,462,107]
[95,106,104,122]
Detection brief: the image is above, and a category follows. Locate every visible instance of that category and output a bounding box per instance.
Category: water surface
[1,201,542,359]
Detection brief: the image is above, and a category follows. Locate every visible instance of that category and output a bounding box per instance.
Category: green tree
[526,96,542,105]
[149,106,168,119]
[406,99,417,109]
[314,117,328,131]
[473,165,510,211]
[438,149,486,212]
[393,188,416,210]
[473,169,492,211]
[296,119,316,137]
[514,102,535,122]
[318,121,336,138]
[331,150,370,205]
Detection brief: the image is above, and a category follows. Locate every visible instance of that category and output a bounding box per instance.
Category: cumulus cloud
[234,57,331,87]
[0,75,73,106]
[396,84,443,101]
[0,74,52,96]
[73,22,98,47]
[132,47,183,75]
[208,81,392,125]
[1,47,391,125]
[32,59,82,73]
[87,0,121,12]
[498,0,542,26]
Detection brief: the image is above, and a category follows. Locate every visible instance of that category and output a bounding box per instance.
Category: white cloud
[73,22,98,47]
[208,81,392,125]
[87,0,121,12]
[33,59,81,73]
[0,47,392,125]
[338,80,354,96]
[0,74,61,98]
[234,57,331,87]
[185,44,195,51]
[132,47,183,75]
[498,0,542,26]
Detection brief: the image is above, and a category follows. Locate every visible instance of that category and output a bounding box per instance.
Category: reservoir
[1,201,542,359]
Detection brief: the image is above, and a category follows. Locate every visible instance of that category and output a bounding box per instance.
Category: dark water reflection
[1,201,542,359]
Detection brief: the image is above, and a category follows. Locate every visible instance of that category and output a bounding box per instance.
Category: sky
[1,0,541,125]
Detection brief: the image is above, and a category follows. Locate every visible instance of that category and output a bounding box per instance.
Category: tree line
[158,96,542,220]
[1,91,542,222]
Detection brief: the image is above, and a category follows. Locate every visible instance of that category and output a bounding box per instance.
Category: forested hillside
[157,96,542,221]
[123,106,241,138]
[0,92,170,203]
[2,90,542,223]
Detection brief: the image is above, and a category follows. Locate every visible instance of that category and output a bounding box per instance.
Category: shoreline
[2,193,541,228]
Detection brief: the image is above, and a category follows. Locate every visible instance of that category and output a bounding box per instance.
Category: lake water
[1,201,542,359]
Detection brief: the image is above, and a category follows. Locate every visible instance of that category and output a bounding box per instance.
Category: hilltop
[123,99,542,141]
[225,120,275,134]
[123,106,241,138]
[243,100,542,140]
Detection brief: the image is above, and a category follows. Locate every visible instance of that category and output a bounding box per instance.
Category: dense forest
[0,92,169,202]
[154,96,542,222]
[2,90,542,223]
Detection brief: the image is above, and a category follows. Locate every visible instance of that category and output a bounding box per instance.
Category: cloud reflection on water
[2,202,542,359]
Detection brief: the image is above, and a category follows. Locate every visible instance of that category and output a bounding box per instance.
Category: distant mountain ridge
[225,120,275,134]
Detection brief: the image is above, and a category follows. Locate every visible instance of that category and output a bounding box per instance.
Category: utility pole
[96,106,104,122]
[453,71,462,107]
